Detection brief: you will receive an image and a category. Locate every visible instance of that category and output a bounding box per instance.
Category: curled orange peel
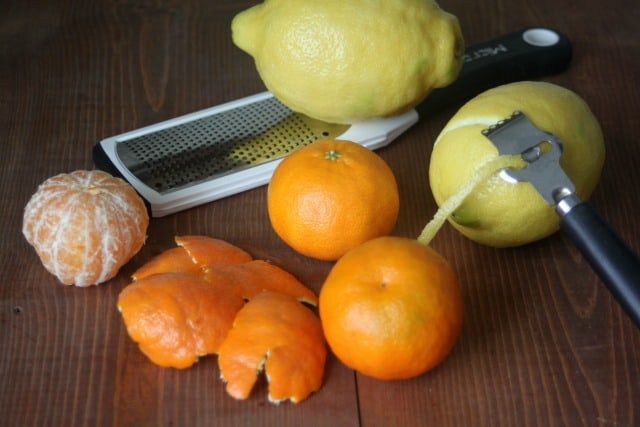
[120,236,325,403]
[132,236,253,280]
[204,260,318,306]
[131,247,202,280]
[117,272,245,369]
[218,291,326,403]
[175,235,253,270]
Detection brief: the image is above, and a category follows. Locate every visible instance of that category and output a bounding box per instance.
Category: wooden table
[2,0,639,425]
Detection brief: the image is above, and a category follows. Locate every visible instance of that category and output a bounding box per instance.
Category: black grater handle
[416,27,573,117]
[93,143,123,179]
[559,197,640,329]
[92,143,153,213]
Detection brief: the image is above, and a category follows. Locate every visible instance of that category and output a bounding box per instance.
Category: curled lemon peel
[418,154,527,245]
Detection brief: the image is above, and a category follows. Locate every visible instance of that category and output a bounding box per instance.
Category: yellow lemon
[428,81,605,247]
[232,0,463,124]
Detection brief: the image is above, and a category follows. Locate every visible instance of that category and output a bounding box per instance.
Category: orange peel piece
[117,272,245,369]
[218,291,326,404]
[132,236,253,280]
[175,235,253,270]
[131,247,202,280]
[204,260,318,306]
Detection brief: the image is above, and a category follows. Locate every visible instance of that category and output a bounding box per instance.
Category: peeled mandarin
[22,170,149,286]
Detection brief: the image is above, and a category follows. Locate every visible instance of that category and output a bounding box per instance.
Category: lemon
[232,0,463,124]
[428,81,605,247]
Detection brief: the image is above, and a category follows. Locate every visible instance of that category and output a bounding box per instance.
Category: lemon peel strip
[417,154,527,246]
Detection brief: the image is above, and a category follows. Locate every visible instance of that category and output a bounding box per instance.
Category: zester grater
[94,27,572,217]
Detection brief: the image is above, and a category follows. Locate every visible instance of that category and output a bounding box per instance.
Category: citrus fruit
[232,0,463,124]
[267,139,399,261]
[319,236,463,380]
[117,272,246,369]
[428,81,605,247]
[218,291,326,403]
[22,170,149,286]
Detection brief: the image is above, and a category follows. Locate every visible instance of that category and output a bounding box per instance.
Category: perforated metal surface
[116,97,348,194]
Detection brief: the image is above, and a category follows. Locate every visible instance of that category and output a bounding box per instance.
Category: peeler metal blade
[482,111,575,204]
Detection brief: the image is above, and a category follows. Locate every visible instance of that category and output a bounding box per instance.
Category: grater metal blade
[93,92,418,216]
[114,95,348,195]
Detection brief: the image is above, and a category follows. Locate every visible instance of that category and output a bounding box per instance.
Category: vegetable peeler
[94,27,572,217]
[482,111,640,328]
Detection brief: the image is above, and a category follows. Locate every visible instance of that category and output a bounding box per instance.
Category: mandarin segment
[175,235,253,269]
[22,170,149,286]
[117,273,245,369]
[203,260,318,306]
[218,291,326,403]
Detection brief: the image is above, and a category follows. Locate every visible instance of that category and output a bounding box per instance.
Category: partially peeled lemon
[426,81,605,247]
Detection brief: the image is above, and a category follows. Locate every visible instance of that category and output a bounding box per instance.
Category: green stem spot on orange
[417,154,527,246]
[325,149,342,161]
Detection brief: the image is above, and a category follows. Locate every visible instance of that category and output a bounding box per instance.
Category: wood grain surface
[1,0,639,426]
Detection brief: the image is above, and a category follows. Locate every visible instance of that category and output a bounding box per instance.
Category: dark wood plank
[357,0,640,425]
[1,0,639,425]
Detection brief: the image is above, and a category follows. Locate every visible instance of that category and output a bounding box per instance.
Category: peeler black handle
[417,27,573,117]
[558,196,640,328]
